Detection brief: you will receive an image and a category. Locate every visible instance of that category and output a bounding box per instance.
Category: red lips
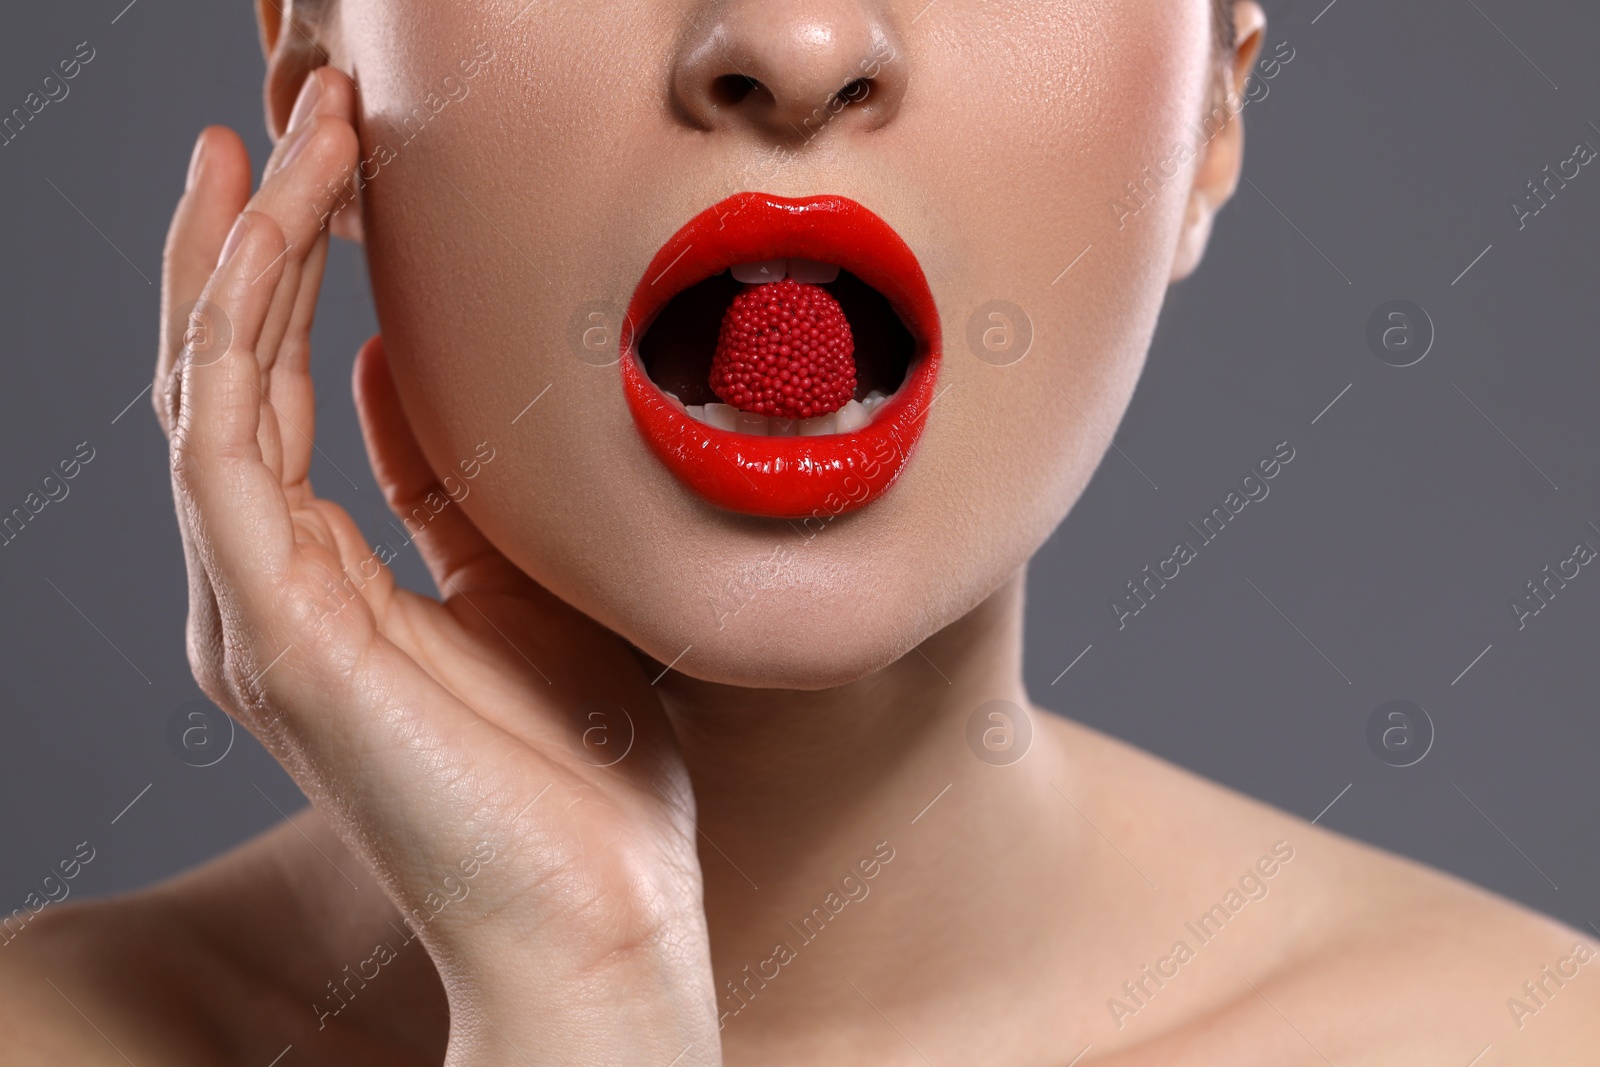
[621,193,941,520]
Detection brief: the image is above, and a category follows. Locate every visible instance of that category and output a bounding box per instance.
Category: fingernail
[185,131,206,192]
[216,214,249,269]
[266,119,316,180]
[286,70,324,136]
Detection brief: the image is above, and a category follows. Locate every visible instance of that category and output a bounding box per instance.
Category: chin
[664,612,917,692]
[488,459,1057,694]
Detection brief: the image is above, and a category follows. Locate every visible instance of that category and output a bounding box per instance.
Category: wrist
[443,957,721,1067]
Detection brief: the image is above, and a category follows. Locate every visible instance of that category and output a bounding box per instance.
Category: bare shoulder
[1046,712,1600,1064]
[1267,873,1600,1065]
[0,809,446,1066]
[0,893,228,1065]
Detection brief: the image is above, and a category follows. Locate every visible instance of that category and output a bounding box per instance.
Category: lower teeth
[668,391,890,436]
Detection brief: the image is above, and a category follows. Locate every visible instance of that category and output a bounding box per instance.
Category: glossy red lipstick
[622,193,940,520]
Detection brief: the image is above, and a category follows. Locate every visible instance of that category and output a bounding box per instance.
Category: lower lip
[621,193,941,521]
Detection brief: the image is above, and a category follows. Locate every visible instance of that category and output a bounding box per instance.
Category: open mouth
[621,193,941,520]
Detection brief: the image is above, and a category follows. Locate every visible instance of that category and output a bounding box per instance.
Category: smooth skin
[2,1,1597,1064]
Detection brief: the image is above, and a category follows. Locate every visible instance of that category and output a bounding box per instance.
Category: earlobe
[1170,1,1268,282]
[1170,197,1216,283]
[329,192,365,243]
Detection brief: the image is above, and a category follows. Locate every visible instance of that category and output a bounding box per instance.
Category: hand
[155,68,719,1066]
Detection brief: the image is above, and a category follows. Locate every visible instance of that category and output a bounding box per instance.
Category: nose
[672,0,906,141]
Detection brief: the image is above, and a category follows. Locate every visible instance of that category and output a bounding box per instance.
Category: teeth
[834,399,869,433]
[678,393,894,436]
[702,403,739,431]
[728,258,842,285]
[787,258,841,284]
[730,259,786,284]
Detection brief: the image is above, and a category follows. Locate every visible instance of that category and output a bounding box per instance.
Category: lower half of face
[337,0,1215,688]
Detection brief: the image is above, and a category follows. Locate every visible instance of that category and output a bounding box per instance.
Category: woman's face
[325,0,1229,688]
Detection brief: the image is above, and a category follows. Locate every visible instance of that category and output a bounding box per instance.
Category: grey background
[1,0,1595,938]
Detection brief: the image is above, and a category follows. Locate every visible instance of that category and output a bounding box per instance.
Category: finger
[353,334,529,597]
[249,66,358,337]
[162,72,356,690]
[257,229,331,493]
[234,70,358,486]
[159,127,254,697]
[158,68,354,442]
[170,210,299,601]
[163,71,355,445]
[168,223,374,697]
[156,126,252,436]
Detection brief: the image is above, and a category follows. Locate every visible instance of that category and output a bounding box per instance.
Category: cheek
[342,0,675,563]
[895,2,1214,546]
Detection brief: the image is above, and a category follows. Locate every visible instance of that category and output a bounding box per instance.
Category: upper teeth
[664,391,889,436]
[729,259,841,285]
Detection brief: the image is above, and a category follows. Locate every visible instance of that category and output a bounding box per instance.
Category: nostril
[710,74,762,107]
[833,78,873,108]
[670,2,907,137]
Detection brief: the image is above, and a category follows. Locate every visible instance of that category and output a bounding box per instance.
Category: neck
[657,568,1089,1043]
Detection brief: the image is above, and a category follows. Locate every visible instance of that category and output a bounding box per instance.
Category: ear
[258,0,328,140]
[1170,1,1267,282]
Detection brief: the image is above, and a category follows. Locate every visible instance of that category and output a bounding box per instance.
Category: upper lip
[620,192,942,520]
[628,193,935,350]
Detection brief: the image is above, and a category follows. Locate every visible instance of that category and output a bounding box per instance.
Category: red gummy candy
[708,277,856,419]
